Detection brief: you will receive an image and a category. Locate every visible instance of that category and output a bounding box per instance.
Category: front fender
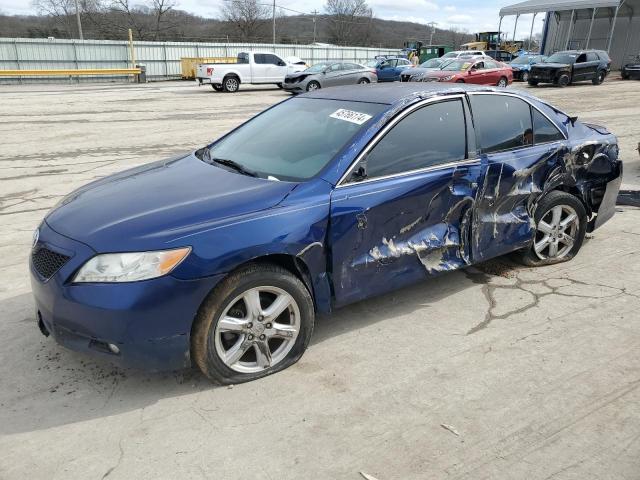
[170,179,334,311]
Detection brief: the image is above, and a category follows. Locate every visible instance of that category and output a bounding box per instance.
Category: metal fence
[0,37,401,83]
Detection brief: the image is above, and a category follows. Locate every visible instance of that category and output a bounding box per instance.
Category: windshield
[441,60,473,71]
[305,63,329,73]
[365,60,378,68]
[420,58,443,68]
[511,55,531,64]
[441,52,457,59]
[206,98,385,181]
[545,53,576,64]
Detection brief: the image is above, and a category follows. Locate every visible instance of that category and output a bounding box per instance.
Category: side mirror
[278,61,286,66]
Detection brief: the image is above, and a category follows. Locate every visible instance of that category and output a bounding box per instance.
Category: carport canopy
[500,0,621,16]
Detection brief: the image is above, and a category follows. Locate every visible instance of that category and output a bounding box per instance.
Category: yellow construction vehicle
[461,32,522,54]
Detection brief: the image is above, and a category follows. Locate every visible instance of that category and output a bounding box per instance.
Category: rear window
[207,98,385,181]
[470,95,533,153]
[533,109,564,143]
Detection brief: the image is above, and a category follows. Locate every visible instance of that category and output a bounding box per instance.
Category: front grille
[32,246,70,280]
[531,68,552,81]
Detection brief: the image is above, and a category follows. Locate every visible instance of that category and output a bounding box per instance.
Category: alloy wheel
[497,77,508,87]
[307,82,320,91]
[533,205,579,260]
[214,286,301,373]
[522,71,529,82]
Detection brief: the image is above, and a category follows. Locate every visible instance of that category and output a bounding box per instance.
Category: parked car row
[195,48,621,93]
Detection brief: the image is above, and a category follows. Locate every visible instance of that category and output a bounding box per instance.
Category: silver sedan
[282,62,378,93]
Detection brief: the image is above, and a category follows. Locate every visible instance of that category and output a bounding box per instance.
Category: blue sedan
[31,84,622,384]
[366,57,412,81]
[509,54,547,81]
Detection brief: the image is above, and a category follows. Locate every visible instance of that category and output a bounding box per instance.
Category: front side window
[470,95,533,153]
[206,98,384,181]
[353,100,467,180]
[586,52,599,62]
[254,54,267,64]
[533,109,564,143]
[264,54,281,65]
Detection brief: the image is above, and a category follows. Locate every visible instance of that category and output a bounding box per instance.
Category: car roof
[302,82,522,106]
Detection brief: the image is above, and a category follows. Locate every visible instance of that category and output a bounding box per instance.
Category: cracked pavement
[1,80,639,479]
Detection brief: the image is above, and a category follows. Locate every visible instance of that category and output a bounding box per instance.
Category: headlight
[74,247,191,283]
[439,75,454,81]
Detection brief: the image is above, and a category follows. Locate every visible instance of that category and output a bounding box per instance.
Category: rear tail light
[206,67,214,76]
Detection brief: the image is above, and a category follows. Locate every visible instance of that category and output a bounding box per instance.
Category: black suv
[528,50,611,87]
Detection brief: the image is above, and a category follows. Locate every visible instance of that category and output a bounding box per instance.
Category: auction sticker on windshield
[330,109,373,125]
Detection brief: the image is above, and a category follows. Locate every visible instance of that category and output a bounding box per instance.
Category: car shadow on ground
[0,259,520,435]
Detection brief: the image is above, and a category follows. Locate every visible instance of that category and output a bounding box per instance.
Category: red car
[414,58,513,87]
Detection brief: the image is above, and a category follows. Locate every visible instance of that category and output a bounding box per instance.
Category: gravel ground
[1,78,639,480]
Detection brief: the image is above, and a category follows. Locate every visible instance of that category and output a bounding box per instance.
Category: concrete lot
[1,79,639,480]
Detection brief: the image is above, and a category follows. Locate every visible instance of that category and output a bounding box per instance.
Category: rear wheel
[592,70,606,85]
[306,81,321,91]
[192,263,314,384]
[556,73,570,87]
[357,78,370,84]
[222,75,240,93]
[497,76,508,87]
[515,191,587,267]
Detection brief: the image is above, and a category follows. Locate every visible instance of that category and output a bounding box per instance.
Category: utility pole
[74,0,83,40]
[427,22,437,45]
[312,9,318,43]
[272,0,276,47]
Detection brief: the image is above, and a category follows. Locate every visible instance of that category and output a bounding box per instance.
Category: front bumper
[282,82,305,92]
[30,221,225,371]
[622,67,640,79]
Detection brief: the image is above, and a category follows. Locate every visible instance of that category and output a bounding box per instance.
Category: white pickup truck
[196,52,306,93]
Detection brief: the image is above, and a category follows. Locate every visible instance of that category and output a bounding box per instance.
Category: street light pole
[427,22,437,45]
[272,0,276,47]
[73,0,83,40]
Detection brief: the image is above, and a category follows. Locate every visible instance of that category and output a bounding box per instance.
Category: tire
[521,71,529,82]
[306,81,321,92]
[497,76,508,87]
[211,84,223,92]
[222,75,240,93]
[556,74,570,87]
[621,71,629,80]
[357,78,370,84]
[455,79,465,83]
[515,191,587,267]
[527,79,539,86]
[192,263,315,384]
[592,70,606,85]
[276,83,283,89]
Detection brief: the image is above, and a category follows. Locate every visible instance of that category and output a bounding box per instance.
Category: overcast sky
[0,0,545,38]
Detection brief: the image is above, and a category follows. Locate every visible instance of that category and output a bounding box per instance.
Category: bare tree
[32,0,78,36]
[324,0,371,45]
[150,0,177,40]
[221,0,269,42]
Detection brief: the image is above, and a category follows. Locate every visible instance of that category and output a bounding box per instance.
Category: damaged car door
[468,93,568,261]
[328,96,481,307]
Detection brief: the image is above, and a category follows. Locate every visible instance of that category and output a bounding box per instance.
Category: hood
[46,153,297,252]
[532,63,570,69]
[286,71,313,80]
[402,67,439,76]
[423,70,460,78]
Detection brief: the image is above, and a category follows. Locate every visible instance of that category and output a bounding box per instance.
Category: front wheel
[521,71,529,82]
[515,191,587,267]
[192,263,315,384]
[306,80,321,91]
[527,79,539,86]
[497,76,508,87]
[357,78,370,84]
[556,74,570,87]
[592,70,606,85]
[276,83,283,89]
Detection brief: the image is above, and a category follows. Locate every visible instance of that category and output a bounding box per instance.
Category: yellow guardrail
[0,68,141,77]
